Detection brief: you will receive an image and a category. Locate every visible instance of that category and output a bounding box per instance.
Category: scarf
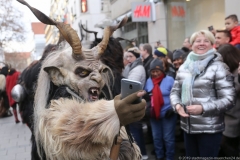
[181,49,216,105]
[152,74,164,119]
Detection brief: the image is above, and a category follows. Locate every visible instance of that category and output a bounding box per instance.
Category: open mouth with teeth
[88,87,100,101]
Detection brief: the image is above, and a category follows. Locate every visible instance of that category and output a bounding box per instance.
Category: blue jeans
[184,132,222,157]
[150,114,177,160]
[129,121,147,155]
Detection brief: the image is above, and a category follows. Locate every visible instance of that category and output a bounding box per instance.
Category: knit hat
[149,58,164,72]
[173,49,186,61]
[127,47,140,58]
[154,47,168,57]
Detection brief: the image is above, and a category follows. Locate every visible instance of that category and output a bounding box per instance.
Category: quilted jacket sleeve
[201,63,235,117]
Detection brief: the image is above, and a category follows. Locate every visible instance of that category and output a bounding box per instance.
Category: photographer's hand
[114,91,146,126]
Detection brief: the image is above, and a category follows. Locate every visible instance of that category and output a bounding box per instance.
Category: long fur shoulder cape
[0,74,6,91]
[37,98,141,160]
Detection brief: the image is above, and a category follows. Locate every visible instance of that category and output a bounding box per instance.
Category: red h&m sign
[132,2,156,22]
[170,2,186,21]
[134,5,151,18]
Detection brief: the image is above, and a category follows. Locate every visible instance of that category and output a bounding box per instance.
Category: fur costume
[0,74,10,117]
[17,0,143,159]
[18,44,58,132]
[0,74,6,91]
[0,67,11,117]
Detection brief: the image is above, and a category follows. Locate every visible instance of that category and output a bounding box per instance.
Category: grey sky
[13,0,51,22]
[3,0,50,52]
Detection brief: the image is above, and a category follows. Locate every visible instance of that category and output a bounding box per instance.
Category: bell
[11,84,26,102]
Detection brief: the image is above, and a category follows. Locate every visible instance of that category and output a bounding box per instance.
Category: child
[225,14,240,49]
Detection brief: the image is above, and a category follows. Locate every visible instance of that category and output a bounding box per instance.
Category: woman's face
[173,58,184,69]
[151,69,163,78]
[192,34,213,54]
[126,52,136,64]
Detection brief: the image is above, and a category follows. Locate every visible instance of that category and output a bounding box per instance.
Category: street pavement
[0,109,31,160]
[0,109,184,160]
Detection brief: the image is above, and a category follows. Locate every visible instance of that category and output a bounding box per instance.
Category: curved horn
[115,37,133,43]
[97,16,128,55]
[17,0,83,59]
[57,33,65,45]
[81,24,98,40]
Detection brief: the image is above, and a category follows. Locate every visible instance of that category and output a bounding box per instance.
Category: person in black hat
[172,49,188,71]
[144,58,176,160]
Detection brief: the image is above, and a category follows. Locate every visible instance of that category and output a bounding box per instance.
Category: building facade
[45,0,111,48]
[31,22,46,60]
[111,0,240,51]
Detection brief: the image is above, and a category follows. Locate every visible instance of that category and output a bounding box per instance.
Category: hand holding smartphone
[121,78,142,104]
[208,25,214,31]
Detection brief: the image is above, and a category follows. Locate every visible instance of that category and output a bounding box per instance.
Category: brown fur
[37,98,140,160]
[0,75,6,91]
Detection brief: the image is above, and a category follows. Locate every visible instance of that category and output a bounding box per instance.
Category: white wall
[70,0,110,46]
[110,0,144,19]
[148,2,167,48]
[166,0,225,50]
[225,0,240,21]
[185,0,225,36]
[32,35,46,60]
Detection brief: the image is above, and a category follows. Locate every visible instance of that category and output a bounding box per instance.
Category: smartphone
[208,25,214,31]
[121,78,142,104]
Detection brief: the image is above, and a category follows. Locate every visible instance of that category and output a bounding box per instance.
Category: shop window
[124,22,137,33]
[138,35,148,44]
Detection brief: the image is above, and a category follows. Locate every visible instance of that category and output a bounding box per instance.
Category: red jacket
[6,71,20,106]
[230,25,240,46]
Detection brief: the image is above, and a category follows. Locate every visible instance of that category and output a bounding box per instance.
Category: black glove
[165,108,174,118]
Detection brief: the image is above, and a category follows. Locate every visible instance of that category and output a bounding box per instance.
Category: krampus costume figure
[18,44,58,132]
[17,0,146,160]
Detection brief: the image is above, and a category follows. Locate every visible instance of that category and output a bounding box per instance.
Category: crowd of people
[0,10,240,160]
[120,14,240,160]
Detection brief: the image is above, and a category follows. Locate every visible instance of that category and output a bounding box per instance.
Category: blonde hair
[190,30,215,45]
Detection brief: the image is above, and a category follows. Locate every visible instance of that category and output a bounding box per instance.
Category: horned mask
[17,0,128,101]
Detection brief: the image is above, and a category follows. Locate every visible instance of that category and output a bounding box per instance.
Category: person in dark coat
[140,43,154,80]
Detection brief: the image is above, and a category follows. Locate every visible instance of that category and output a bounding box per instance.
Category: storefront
[165,0,225,50]
[110,0,240,52]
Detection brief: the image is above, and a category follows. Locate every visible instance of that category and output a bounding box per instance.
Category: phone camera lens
[129,84,133,89]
